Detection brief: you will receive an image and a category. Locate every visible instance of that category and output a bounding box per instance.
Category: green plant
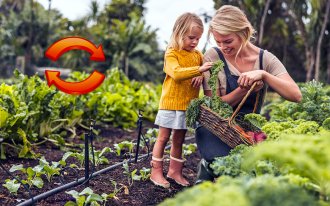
[142,128,158,146]
[9,164,44,189]
[139,167,151,181]
[186,60,235,128]
[39,156,61,182]
[2,179,21,195]
[61,146,112,168]
[264,81,330,124]
[182,143,197,157]
[114,140,134,156]
[122,161,141,186]
[65,187,106,206]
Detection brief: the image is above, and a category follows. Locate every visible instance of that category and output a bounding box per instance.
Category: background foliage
[0,0,329,83]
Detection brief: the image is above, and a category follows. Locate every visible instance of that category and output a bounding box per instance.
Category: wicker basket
[198,82,260,148]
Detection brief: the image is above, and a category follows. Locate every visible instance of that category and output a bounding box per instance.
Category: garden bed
[0,123,200,206]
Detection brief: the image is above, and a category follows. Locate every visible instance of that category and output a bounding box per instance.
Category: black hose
[16,148,154,206]
[17,135,195,206]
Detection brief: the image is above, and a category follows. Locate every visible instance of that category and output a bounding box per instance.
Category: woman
[195,5,302,183]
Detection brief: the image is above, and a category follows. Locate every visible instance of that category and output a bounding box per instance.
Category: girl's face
[212,31,242,57]
[182,24,203,51]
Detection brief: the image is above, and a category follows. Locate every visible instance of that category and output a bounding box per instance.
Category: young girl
[150,13,213,188]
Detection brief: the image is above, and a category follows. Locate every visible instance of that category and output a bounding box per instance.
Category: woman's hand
[239,80,264,93]
[252,80,264,92]
[191,76,203,88]
[237,70,264,88]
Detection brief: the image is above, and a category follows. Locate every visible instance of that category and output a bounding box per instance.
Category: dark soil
[0,122,201,206]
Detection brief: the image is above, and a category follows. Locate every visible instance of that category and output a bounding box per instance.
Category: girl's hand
[199,62,213,73]
[237,70,264,88]
[191,76,203,88]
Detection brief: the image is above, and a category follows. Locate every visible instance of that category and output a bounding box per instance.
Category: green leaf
[32,177,44,188]
[33,165,44,173]
[77,196,86,206]
[0,108,9,127]
[26,167,35,177]
[86,194,103,204]
[79,187,94,196]
[64,201,77,206]
[3,179,21,194]
[66,190,80,200]
[9,164,24,172]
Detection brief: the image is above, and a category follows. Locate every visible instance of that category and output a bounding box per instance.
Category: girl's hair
[209,5,255,59]
[168,13,203,50]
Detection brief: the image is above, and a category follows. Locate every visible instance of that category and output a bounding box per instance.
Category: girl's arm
[164,51,212,81]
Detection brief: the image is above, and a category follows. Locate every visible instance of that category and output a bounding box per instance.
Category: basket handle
[229,82,258,123]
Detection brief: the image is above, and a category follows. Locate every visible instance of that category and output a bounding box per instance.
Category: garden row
[0,68,161,159]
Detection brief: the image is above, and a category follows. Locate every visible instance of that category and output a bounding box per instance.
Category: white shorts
[154,110,187,130]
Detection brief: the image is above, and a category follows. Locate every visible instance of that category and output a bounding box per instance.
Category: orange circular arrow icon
[45,37,105,61]
[44,37,106,95]
[45,70,105,95]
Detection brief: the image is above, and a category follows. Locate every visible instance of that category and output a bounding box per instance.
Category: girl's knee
[171,137,185,147]
[157,135,170,144]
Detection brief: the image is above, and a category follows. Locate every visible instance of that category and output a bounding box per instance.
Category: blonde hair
[168,13,203,50]
[209,5,255,59]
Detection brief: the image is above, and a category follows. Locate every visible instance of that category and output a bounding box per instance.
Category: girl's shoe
[166,155,189,186]
[150,156,170,188]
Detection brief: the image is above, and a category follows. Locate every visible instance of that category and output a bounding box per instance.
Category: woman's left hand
[191,76,203,88]
[237,70,264,88]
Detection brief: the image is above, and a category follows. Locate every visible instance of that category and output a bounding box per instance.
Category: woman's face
[212,31,242,57]
[182,24,203,51]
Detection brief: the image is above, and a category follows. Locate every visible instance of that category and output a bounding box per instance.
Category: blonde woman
[195,5,302,184]
[150,13,213,188]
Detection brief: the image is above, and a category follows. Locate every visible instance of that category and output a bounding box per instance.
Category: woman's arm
[237,70,302,102]
[263,72,302,102]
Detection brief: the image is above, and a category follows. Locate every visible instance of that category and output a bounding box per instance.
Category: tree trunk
[314,0,330,81]
[124,55,129,78]
[288,9,313,82]
[327,40,330,84]
[306,48,315,82]
[258,0,271,46]
[25,0,34,75]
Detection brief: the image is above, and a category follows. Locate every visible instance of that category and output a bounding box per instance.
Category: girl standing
[150,12,213,188]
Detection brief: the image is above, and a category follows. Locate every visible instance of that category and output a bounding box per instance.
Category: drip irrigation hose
[16,147,157,206]
[16,133,194,206]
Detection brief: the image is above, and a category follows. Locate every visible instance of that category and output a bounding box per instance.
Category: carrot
[233,125,254,143]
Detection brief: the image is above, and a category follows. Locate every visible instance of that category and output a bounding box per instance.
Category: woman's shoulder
[261,49,287,74]
[261,50,283,65]
[203,47,219,62]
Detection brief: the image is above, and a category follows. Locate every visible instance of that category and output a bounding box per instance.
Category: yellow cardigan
[159,48,203,111]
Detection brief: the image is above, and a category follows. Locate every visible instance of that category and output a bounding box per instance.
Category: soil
[0,122,201,206]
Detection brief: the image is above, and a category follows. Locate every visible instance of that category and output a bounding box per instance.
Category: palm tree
[110,13,155,77]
